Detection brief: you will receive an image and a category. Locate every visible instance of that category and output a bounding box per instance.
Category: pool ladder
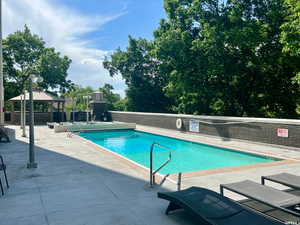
[149,142,172,188]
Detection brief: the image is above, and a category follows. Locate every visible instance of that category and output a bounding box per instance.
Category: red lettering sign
[277,128,288,137]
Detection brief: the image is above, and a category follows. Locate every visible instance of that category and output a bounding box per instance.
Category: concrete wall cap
[109,111,300,125]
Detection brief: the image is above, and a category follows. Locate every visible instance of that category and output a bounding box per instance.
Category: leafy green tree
[99,83,121,110]
[280,0,300,86]
[103,36,172,113]
[281,0,300,57]
[113,98,128,111]
[154,0,300,117]
[64,84,124,112]
[3,25,72,100]
[103,0,300,118]
[63,85,93,111]
[38,48,72,91]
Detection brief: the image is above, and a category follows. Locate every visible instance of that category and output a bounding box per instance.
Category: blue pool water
[78,130,279,174]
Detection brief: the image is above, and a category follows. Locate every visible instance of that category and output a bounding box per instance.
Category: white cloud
[2,0,127,97]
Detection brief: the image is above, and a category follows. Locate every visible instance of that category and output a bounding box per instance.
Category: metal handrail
[66,128,73,138]
[177,172,182,191]
[153,152,171,175]
[150,142,172,187]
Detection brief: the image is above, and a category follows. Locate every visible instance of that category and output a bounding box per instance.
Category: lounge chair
[220,180,300,217]
[47,122,58,129]
[158,186,285,225]
[0,155,9,195]
[0,128,10,142]
[262,173,300,190]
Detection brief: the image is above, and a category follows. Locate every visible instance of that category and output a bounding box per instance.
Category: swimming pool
[79,130,279,174]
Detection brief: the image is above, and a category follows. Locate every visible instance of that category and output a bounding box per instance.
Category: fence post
[177,172,182,191]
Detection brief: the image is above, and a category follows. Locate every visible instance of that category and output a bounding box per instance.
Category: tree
[103,0,300,118]
[3,25,72,100]
[63,85,93,111]
[280,0,300,86]
[64,84,124,112]
[38,48,73,91]
[153,0,300,117]
[99,83,121,110]
[281,0,300,57]
[103,37,173,113]
[113,98,128,111]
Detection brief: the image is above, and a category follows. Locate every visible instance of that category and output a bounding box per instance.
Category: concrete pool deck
[0,125,300,225]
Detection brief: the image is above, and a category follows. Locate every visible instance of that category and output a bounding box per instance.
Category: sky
[2,0,166,97]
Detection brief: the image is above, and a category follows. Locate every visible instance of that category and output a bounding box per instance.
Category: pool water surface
[79,130,279,174]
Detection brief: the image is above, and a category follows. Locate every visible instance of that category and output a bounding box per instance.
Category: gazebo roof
[9,91,65,102]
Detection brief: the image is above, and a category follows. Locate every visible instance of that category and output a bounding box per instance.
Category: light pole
[0,0,4,126]
[27,75,43,169]
[27,77,36,168]
[21,90,26,137]
[22,90,26,137]
[20,94,23,128]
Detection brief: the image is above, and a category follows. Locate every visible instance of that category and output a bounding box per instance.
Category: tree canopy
[63,85,93,111]
[63,84,124,111]
[3,25,72,100]
[104,0,300,118]
[280,0,300,87]
[281,0,300,57]
[103,37,173,113]
[99,83,122,110]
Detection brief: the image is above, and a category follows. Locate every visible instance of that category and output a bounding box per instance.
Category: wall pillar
[49,102,54,122]
[62,102,65,122]
[57,102,60,123]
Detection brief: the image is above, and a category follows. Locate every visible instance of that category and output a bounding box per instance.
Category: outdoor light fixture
[27,74,43,169]
[21,93,26,137]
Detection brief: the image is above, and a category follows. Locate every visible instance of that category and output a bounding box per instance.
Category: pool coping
[73,134,154,179]
[73,129,299,184]
[137,127,300,161]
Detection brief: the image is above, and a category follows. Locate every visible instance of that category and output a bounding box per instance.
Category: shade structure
[9,91,64,103]
[8,90,65,124]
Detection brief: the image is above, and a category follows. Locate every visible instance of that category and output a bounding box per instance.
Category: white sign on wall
[189,120,199,132]
[277,128,288,138]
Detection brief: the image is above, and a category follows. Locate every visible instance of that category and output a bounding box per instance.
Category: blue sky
[3,0,166,97]
[54,0,166,51]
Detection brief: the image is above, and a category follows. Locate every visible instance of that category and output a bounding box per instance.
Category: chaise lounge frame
[158,186,285,225]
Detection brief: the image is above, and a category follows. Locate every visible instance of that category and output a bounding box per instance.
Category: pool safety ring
[176,118,183,129]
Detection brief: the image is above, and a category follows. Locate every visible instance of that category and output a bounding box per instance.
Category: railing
[149,142,172,187]
[66,127,75,138]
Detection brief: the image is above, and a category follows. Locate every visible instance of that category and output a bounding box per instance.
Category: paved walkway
[0,125,300,225]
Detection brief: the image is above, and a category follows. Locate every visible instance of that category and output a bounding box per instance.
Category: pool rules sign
[189,120,200,132]
[277,128,288,138]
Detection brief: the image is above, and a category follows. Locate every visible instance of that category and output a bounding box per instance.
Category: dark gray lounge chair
[158,187,285,225]
[262,173,300,190]
[0,155,9,195]
[220,180,300,217]
[0,128,10,142]
[47,122,56,129]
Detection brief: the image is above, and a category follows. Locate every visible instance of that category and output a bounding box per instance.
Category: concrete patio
[1,125,300,225]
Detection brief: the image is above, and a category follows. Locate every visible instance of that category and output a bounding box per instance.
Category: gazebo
[8,91,65,124]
